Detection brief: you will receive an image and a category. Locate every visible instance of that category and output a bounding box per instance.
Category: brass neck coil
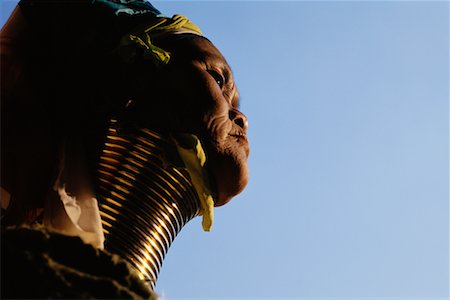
[96,120,201,289]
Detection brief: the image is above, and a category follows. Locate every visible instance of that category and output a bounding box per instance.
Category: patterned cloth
[93,0,162,17]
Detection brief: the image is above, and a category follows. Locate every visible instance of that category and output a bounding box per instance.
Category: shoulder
[1,226,159,299]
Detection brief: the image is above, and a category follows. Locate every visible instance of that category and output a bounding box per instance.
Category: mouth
[228,132,250,158]
[228,130,247,141]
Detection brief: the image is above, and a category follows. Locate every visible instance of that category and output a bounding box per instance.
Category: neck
[96,119,201,289]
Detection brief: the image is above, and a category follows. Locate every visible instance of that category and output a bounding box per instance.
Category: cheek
[165,68,222,128]
[203,110,231,141]
[207,144,249,206]
[134,71,206,131]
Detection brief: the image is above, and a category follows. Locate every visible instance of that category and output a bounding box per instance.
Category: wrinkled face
[131,36,249,206]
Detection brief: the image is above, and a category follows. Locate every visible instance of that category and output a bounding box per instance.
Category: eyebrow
[192,46,239,107]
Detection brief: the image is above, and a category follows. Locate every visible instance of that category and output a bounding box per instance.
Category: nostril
[234,116,245,129]
[229,109,249,130]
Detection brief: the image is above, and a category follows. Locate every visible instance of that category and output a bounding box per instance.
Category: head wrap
[94,0,162,17]
[116,14,203,67]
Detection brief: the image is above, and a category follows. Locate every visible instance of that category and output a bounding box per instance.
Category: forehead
[163,36,230,68]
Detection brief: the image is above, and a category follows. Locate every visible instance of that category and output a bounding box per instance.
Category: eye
[208,70,224,89]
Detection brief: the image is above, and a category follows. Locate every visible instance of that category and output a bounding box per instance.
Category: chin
[206,142,249,207]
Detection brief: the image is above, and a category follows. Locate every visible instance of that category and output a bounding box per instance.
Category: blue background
[1,1,448,299]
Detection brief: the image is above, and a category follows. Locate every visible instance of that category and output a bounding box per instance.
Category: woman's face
[133,36,249,206]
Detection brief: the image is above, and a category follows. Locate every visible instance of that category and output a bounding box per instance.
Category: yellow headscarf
[118,14,202,66]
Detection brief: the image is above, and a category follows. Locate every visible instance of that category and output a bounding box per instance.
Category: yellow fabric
[127,14,202,66]
[173,134,215,232]
[142,14,202,36]
[128,34,171,65]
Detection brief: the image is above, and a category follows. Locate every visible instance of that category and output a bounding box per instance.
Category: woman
[1,1,249,298]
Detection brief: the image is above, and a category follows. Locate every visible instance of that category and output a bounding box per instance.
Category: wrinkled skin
[129,36,250,206]
[1,7,249,224]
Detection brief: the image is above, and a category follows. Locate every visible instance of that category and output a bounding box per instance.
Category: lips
[228,129,245,137]
[229,133,246,140]
[228,130,247,142]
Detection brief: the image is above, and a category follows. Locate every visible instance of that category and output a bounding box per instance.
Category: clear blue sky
[1,1,448,299]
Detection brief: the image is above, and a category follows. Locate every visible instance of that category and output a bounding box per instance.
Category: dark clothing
[1,227,158,299]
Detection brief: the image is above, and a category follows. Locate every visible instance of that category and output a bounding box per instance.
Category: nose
[229,109,249,131]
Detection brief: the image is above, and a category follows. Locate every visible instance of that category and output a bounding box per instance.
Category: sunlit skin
[128,36,250,206]
[1,8,248,224]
